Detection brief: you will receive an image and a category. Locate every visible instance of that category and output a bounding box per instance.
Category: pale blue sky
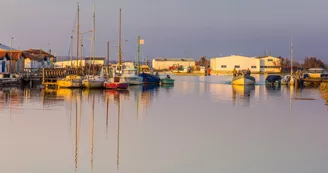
[1,0,328,62]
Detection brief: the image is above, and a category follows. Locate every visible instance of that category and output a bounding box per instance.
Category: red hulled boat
[104,77,129,90]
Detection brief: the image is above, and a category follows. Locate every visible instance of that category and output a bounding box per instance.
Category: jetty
[302,78,328,86]
[21,68,82,87]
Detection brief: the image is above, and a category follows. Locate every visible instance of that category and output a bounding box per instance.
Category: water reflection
[2,76,328,173]
[232,85,255,107]
[265,85,282,97]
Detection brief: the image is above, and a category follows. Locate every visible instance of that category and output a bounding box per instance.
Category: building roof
[0,43,16,51]
[153,57,195,62]
[256,56,279,59]
[56,56,105,61]
[24,49,55,58]
[212,55,257,59]
[84,57,105,61]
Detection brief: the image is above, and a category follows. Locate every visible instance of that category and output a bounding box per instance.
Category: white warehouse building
[152,58,195,70]
[210,55,281,74]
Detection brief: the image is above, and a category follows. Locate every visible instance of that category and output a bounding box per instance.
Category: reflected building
[0,87,24,109]
[198,76,205,96]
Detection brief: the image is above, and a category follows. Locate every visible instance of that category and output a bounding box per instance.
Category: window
[235,65,240,68]
[251,66,256,68]
[268,59,273,61]
[221,65,227,68]
[260,66,264,68]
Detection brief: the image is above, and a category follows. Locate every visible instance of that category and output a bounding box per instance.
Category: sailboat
[57,4,82,88]
[104,8,129,90]
[82,3,105,88]
[281,36,296,85]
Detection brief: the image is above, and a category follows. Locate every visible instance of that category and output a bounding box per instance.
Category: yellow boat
[303,68,327,78]
[57,75,83,88]
[232,75,255,85]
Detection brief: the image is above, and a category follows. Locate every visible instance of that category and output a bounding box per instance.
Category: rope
[68,10,78,57]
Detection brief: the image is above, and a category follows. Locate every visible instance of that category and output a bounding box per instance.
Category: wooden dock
[21,68,82,87]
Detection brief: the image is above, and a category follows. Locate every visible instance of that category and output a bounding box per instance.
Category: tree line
[278,56,326,70]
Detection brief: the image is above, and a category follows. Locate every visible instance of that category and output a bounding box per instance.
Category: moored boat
[104,77,128,90]
[160,75,175,84]
[303,68,328,79]
[57,75,83,88]
[265,75,282,85]
[232,75,255,85]
[139,72,160,84]
[122,67,143,85]
[281,75,296,85]
[83,76,105,88]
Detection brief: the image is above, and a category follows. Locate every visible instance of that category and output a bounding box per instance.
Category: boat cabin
[303,68,328,78]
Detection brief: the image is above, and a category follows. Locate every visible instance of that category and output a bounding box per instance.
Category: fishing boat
[104,77,128,90]
[232,75,255,85]
[160,75,175,84]
[139,72,160,84]
[57,75,83,88]
[121,66,143,85]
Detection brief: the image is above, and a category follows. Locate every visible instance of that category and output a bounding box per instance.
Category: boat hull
[232,75,255,85]
[161,78,175,84]
[82,80,104,88]
[104,82,129,90]
[123,77,143,85]
[57,79,82,88]
[265,75,282,86]
[138,73,160,84]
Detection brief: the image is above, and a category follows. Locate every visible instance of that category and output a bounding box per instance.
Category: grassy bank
[320,83,328,105]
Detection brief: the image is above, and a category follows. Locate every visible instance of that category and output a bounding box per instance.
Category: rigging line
[68,9,78,57]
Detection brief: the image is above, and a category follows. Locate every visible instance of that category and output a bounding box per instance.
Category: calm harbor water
[1,75,328,173]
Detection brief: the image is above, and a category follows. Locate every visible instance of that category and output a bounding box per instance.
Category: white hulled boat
[122,66,143,85]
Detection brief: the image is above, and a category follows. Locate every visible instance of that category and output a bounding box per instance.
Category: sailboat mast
[290,36,293,75]
[70,36,73,67]
[76,3,80,68]
[80,34,83,67]
[118,8,122,65]
[107,41,110,65]
[92,2,96,74]
[137,36,140,72]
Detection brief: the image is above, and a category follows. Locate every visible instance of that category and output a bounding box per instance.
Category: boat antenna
[137,36,141,72]
[92,2,96,75]
[76,3,80,69]
[118,8,122,66]
[290,36,293,75]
